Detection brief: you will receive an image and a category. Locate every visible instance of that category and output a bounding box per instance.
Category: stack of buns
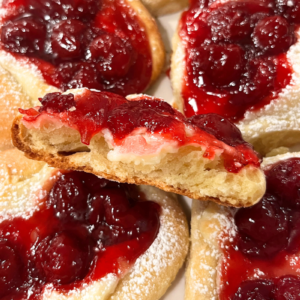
[2,0,300,299]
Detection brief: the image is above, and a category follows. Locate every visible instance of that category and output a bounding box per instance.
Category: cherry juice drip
[0,171,160,299]
[20,90,260,173]
[219,158,300,299]
[0,0,152,96]
[179,0,299,122]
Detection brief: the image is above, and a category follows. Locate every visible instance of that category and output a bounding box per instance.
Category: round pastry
[0,0,165,102]
[185,151,300,299]
[0,147,188,300]
[12,88,265,207]
[171,0,300,155]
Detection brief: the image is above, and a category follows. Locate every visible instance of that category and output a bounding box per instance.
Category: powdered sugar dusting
[238,28,300,141]
[186,201,236,300]
[109,186,188,300]
[0,164,59,219]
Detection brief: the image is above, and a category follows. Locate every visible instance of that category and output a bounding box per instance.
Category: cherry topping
[276,0,300,24]
[207,3,252,42]
[252,15,295,55]
[89,34,133,78]
[49,172,88,221]
[235,194,289,258]
[188,113,245,146]
[180,0,295,121]
[287,211,300,253]
[51,20,86,61]
[275,275,300,300]
[192,44,245,87]
[0,171,161,298]
[0,240,23,297]
[267,158,300,208]
[233,280,275,300]
[68,63,103,90]
[107,100,184,141]
[30,0,101,21]
[1,17,45,54]
[230,58,276,106]
[36,231,91,285]
[0,0,152,95]
[39,92,76,113]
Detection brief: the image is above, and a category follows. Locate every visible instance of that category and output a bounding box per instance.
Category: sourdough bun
[171,2,300,156]
[0,148,189,300]
[12,89,265,207]
[185,151,300,300]
[0,0,165,100]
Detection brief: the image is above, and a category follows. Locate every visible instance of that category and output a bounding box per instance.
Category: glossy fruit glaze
[0,170,160,299]
[0,0,152,96]
[179,0,299,122]
[19,89,260,173]
[219,158,300,299]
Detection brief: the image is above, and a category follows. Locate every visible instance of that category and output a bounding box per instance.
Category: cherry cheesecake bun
[0,0,165,102]
[12,88,265,207]
[0,147,188,300]
[171,0,300,155]
[186,151,300,300]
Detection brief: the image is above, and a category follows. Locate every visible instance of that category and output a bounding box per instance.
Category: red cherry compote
[0,171,160,299]
[179,0,299,122]
[19,90,260,173]
[0,0,152,96]
[219,158,300,299]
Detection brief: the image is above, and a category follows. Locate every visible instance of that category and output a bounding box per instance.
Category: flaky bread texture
[0,0,165,100]
[171,10,300,156]
[185,151,300,300]
[12,115,265,207]
[0,148,189,300]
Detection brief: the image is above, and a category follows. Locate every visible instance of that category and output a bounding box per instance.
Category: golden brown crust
[12,114,266,208]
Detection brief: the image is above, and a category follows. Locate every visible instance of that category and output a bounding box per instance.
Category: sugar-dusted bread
[171,0,300,155]
[0,147,189,300]
[185,151,300,300]
[12,88,265,207]
[0,0,165,101]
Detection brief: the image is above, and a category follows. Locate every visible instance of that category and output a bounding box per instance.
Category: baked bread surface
[12,89,266,208]
[171,1,300,156]
[185,151,300,300]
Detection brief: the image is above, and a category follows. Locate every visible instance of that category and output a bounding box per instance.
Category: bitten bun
[185,151,300,300]
[12,88,265,207]
[0,148,189,300]
[171,1,300,156]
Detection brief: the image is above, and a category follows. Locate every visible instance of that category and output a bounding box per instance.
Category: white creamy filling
[104,128,180,165]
